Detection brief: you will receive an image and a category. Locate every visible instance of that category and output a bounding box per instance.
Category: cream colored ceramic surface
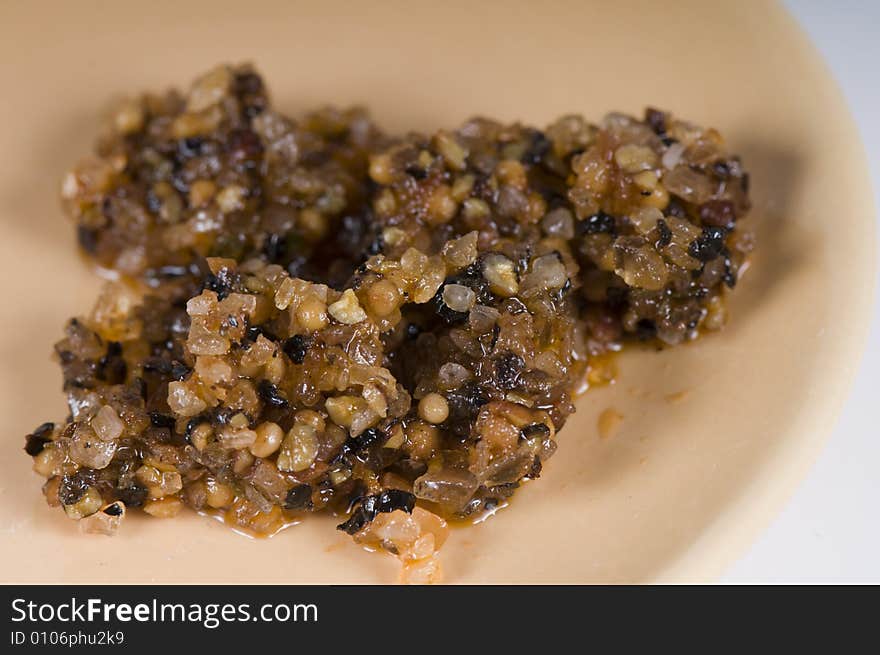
[0,0,873,584]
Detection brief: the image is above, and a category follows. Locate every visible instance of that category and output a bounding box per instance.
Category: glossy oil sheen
[0,0,874,583]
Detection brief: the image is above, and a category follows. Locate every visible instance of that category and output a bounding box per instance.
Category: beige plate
[0,0,874,584]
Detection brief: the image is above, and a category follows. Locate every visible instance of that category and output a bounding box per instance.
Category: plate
[0,0,874,583]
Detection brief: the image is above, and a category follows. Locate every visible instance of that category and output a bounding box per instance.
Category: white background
[722,0,880,583]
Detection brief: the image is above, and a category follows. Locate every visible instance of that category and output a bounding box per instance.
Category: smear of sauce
[197,508,302,540]
[665,389,691,404]
[597,408,624,440]
[469,500,508,525]
[575,351,619,396]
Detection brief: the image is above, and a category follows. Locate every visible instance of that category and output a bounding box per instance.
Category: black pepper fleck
[494,352,525,390]
[116,484,148,508]
[149,412,176,429]
[520,423,551,440]
[283,484,313,511]
[645,107,667,135]
[576,211,616,236]
[24,422,54,456]
[688,226,727,262]
[655,218,672,249]
[522,130,552,164]
[374,489,416,514]
[77,226,99,254]
[257,379,289,408]
[282,334,311,364]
